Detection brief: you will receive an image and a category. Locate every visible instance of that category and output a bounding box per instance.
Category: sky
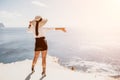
[0,0,120,29]
[0,0,120,57]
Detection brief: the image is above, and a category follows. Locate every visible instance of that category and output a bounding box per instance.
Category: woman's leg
[41,50,47,75]
[32,51,40,72]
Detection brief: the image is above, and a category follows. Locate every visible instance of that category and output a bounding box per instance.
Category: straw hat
[33,16,48,27]
[34,16,42,21]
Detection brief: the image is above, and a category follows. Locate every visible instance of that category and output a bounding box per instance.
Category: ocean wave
[59,57,120,76]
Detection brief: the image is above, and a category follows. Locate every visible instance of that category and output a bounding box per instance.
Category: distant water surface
[0,27,120,75]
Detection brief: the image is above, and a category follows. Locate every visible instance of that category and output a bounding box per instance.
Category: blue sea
[0,27,120,75]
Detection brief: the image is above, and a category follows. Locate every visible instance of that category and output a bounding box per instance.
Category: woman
[28,16,66,76]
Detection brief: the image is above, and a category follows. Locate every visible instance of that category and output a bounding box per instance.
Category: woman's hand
[55,27,67,32]
[28,21,32,29]
[61,28,66,32]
